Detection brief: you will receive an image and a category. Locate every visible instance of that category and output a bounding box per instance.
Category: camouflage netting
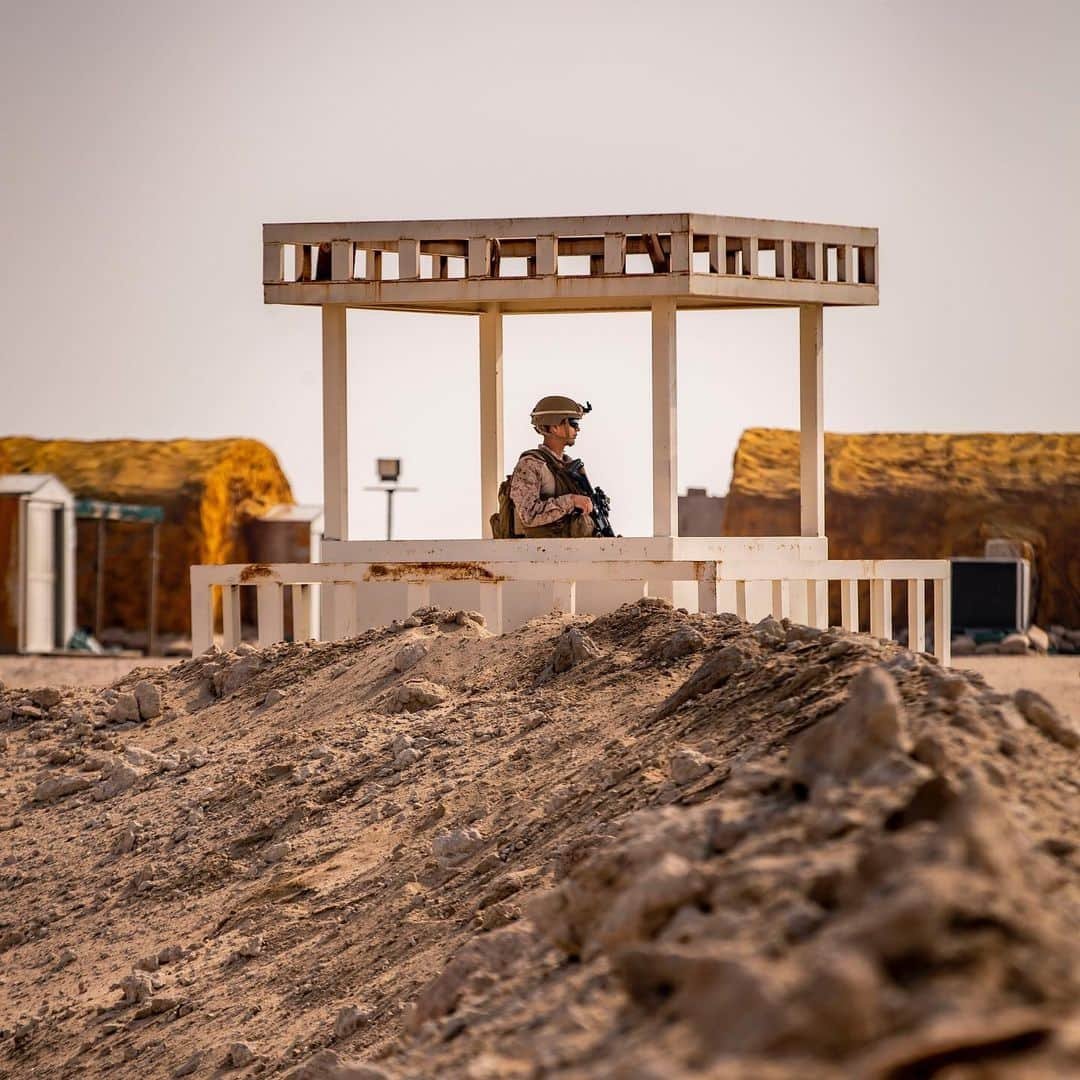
[0,438,293,638]
[723,429,1080,627]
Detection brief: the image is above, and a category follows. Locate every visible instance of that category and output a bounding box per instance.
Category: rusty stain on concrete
[365,561,503,583]
[239,564,274,583]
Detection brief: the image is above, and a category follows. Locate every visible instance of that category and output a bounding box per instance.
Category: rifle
[564,459,616,538]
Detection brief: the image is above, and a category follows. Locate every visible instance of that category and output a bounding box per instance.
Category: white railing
[262,213,878,290]
[190,557,950,665]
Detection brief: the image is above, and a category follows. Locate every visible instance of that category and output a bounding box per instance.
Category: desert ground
[0,655,177,690]
[3,650,1077,722]
[2,604,1078,1079]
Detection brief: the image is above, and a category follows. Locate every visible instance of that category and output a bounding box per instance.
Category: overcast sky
[3,0,1077,540]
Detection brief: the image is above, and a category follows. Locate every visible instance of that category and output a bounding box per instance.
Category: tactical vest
[490,448,597,539]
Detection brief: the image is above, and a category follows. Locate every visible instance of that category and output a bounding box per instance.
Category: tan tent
[723,429,1080,627]
[0,438,293,638]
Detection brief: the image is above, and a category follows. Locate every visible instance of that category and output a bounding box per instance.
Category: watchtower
[191,213,950,662]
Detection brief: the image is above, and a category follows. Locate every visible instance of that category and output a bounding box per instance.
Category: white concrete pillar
[799,304,827,627]
[322,305,349,541]
[651,298,678,537]
[479,307,504,538]
[190,581,212,656]
[799,304,824,537]
[934,577,951,666]
[322,305,349,641]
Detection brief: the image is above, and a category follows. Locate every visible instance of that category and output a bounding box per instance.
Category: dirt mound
[723,428,1080,627]
[2,603,1078,1078]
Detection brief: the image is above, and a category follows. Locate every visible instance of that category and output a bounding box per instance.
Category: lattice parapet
[263,213,878,313]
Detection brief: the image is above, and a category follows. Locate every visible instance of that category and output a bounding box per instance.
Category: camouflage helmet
[530,395,590,433]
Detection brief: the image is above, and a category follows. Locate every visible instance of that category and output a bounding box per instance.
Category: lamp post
[363,458,418,540]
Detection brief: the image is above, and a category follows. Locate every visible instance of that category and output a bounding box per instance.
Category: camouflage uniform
[509,447,578,529]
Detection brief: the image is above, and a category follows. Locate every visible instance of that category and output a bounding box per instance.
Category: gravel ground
[5,653,1074,722]
[2,605,1078,1078]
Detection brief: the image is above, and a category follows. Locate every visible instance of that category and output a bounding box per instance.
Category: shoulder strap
[518,449,550,465]
[526,446,573,474]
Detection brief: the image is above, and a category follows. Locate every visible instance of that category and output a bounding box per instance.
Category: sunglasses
[567,418,580,430]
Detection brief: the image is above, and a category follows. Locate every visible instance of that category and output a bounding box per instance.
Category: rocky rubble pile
[952,623,1080,657]
[1,602,1078,1078]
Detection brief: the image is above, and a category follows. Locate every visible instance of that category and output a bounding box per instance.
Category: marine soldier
[508,396,598,538]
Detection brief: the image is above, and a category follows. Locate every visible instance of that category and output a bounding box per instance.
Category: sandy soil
[6,653,1075,723]
[959,656,1080,720]
[0,655,178,690]
[2,604,1078,1079]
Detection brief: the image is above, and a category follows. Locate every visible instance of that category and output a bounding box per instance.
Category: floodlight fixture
[377,458,401,483]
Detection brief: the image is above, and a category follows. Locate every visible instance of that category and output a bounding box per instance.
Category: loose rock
[788,666,910,790]
[261,841,291,864]
[174,1051,202,1077]
[433,827,484,868]
[108,693,140,724]
[657,626,706,661]
[333,1005,369,1040]
[550,628,602,674]
[32,774,93,803]
[229,1042,255,1067]
[999,632,1030,655]
[669,747,711,786]
[388,679,449,713]
[134,680,162,720]
[654,644,749,720]
[393,641,429,672]
[117,972,153,1004]
[1014,688,1080,748]
[31,687,62,709]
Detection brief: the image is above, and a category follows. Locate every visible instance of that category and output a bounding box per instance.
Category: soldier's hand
[570,494,593,514]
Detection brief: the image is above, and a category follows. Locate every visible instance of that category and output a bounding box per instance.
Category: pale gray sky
[3,0,1078,540]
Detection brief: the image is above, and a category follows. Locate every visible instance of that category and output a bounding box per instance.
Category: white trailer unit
[0,474,76,653]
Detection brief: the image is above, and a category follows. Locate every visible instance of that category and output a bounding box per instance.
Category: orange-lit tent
[0,438,293,639]
[723,429,1080,627]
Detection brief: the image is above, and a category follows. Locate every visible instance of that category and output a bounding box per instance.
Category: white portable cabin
[0,474,77,653]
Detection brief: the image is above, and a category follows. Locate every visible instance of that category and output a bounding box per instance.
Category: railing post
[222,584,241,650]
[907,579,926,653]
[331,241,353,282]
[490,581,504,635]
[934,576,952,666]
[332,581,358,639]
[840,579,859,632]
[404,583,430,616]
[190,577,213,657]
[263,242,284,284]
[870,579,893,640]
[257,582,284,647]
[552,581,576,615]
[805,578,828,630]
[536,235,558,276]
[697,561,718,614]
[397,238,420,280]
[603,233,625,274]
[291,584,312,641]
[734,580,748,621]
[771,579,790,620]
